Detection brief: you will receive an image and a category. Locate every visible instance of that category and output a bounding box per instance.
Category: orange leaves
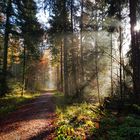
[95,122,100,129]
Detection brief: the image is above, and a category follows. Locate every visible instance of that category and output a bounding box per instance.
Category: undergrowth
[93,114,140,140]
[53,92,140,140]
[53,92,104,140]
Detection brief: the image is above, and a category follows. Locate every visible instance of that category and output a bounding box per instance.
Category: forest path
[0,92,57,140]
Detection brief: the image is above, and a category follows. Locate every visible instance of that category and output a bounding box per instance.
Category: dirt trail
[0,92,57,140]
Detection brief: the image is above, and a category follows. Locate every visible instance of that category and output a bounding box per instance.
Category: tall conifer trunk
[110,32,113,96]
[63,0,69,96]
[80,0,84,82]
[129,0,140,103]
[60,39,63,92]
[71,0,78,96]
[0,0,12,96]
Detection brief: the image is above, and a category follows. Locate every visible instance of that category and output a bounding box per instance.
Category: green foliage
[53,93,140,140]
[94,115,140,140]
[8,81,23,94]
[53,93,102,139]
[16,0,44,47]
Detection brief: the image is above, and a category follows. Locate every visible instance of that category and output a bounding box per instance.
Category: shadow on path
[0,92,57,140]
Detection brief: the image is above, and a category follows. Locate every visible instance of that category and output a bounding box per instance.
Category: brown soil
[0,92,57,140]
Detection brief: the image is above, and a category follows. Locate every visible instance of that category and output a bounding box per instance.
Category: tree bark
[22,44,26,96]
[80,0,84,82]
[60,39,63,92]
[110,32,113,97]
[129,0,140,103]
[63,0,69,96]
[119,27,123,100]
[71,0,78,96]
[0,0,12,96]
[95,42,101,106]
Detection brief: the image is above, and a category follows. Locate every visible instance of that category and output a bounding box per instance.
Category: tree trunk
[95,42,101,106]
[0,0,11,96]
[80,0,84,82]
[22,44,26,96]
[60,39,63,92]
[129,0,140,103]
[63,0,69,96]
[71,0,78,96]
[119,27,123,100]
[57,64,60,90]
[110,32,113,96]
[63,37,68,96]
[95,1,101,106]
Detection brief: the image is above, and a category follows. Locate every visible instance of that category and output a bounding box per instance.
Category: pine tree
[47,0,70,96]
[15,0,44,93]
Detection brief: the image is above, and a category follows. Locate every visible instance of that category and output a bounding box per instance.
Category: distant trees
[0,0,44,96]
[15,0,44,93]
[1,0,140,105]
[47,0,70,96]
[105,0,125,100]
[46,0,112,100]
[45,0,140,105]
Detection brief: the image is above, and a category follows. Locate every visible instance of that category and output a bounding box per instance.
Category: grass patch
[0,92,40,118]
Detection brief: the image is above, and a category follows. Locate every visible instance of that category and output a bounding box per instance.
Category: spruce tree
[15,0,44,92]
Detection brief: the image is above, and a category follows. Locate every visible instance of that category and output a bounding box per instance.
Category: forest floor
[0,92,140,140]
[0,92,57,140]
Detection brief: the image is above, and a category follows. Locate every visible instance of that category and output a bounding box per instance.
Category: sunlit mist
[134,23,140,31]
